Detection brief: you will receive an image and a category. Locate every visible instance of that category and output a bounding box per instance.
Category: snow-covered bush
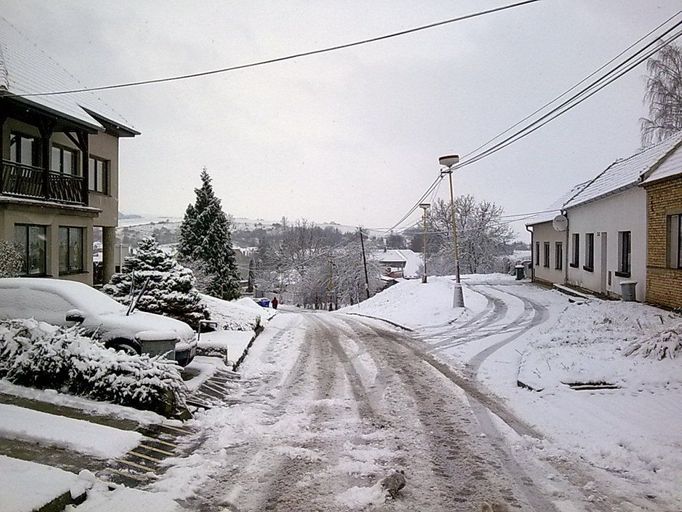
[201,294,268,331]
[103,236,207,328]
[624,323,682,360]
[0,319,189,418]
[0,240,22,277]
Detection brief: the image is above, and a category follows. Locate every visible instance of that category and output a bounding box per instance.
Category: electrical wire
[8,0,540,98]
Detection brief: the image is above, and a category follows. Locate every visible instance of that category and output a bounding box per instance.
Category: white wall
[566,187,646,301]
[530,221,566,285]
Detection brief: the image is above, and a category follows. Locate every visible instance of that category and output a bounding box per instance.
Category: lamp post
[438,154,464,308]
[419,203,430,283]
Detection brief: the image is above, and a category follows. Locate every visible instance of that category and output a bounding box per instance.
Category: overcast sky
[3,0,680,236]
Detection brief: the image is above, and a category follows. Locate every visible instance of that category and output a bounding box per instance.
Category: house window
[617,231,631,276]
[669,214,682,269]
[571,233,580,267]
[543,242,550,268]
[555,242,563,270]
[51,145,79,175]
[9,132,40,166]
[535,242,540,265]
[14,224,47,275]
[584,233,594,271]
[88,157,109,194]
[59,227,84,274]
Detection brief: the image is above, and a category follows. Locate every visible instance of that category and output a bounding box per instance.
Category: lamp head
[419,203,430,210]
[438,154,460,168]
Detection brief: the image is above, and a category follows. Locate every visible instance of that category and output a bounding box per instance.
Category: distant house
[374,249,423,279]
[0,19,138,285]
[527,134,682,302]
[640,145,682,309]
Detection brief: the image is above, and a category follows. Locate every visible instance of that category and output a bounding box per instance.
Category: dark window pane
[59,227,69,273]
[51,146,61,172]
[69,228,83,271]
[27,225,46,275]
[14,225,27,274]
[20,136,34,166]
[88,158,96,190]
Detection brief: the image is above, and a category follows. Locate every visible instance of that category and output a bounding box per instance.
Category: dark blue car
[255,298,271,308]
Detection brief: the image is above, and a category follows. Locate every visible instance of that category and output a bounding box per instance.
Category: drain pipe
[562,209,569,285]
[525,225,534,282]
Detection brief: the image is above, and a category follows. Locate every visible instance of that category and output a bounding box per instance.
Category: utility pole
[359,227,371,300]
[419,203,430,283]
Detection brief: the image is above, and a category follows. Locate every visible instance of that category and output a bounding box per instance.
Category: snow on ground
[0,455,80,512]
[201,294,276,330]
[0,404,141,458]
[339,276,487,329]
[65,481,183,512]
[0,380,166,425]
[197,330,255,363]
[343,273,682,509]
[150,313,307,501]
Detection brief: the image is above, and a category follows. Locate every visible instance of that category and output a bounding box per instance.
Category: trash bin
[620,280,637,301]
[515,264,525,280]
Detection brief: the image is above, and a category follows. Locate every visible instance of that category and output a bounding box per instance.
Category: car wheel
[109,340,141,356]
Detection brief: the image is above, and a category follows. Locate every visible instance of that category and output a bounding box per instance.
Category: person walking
[271,296,279,310]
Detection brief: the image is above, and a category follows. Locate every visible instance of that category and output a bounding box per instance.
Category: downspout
[526,225,534,281]
[562,209,569,285]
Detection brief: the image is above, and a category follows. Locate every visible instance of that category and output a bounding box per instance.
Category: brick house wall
[645,174,682,309]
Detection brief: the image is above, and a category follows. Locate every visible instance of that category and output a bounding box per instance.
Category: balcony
[1,159,86,205]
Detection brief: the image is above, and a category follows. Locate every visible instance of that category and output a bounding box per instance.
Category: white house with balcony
[0,18,138,285]
[527,134,682,302]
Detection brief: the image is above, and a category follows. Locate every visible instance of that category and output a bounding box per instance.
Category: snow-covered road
[164,311,554,511]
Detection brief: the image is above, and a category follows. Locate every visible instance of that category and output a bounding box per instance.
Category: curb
[343,312,414,332]
[232,325,264,371]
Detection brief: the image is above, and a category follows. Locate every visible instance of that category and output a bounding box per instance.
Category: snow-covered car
[0,278,197,366]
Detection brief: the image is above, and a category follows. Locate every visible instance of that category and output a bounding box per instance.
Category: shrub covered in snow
[0,319,189,418]
[201,294,272,331]
[103,236,207,328]
[624,323,682,360]
[0,240,22,278]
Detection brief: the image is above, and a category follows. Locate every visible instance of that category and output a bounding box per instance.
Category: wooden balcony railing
[1,160,86,205]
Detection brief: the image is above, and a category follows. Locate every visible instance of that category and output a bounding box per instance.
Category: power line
[381,13,681,233]
[10,0,540,98]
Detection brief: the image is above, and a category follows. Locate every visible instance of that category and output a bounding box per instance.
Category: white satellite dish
[553,215,568,232]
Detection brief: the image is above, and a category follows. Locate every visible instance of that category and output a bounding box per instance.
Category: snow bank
[201,294,275,331]
[65,483,182,512]
[623,321,682,360]
[0,404,141,458]
[339,276,486,329]
[0,455,80,512]
[0,319,189,418]
[197,330,254,363]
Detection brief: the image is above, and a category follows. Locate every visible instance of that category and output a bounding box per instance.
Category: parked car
[255,298,271,308]
[0,278,197,366]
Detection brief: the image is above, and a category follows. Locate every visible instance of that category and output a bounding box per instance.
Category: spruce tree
[103,236,207,326]
[177,168,241,300]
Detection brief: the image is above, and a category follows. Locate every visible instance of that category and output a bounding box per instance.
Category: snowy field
[344,274,682,509]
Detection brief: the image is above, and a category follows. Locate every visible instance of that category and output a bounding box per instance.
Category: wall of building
[645,175,682,309]
[529,221,566,285]
[88,131,119,228]
[566,187,647,301]
[0,202,95,285]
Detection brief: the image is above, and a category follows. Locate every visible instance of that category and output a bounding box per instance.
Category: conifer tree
[177,168,241,300]
[103,236,207,326]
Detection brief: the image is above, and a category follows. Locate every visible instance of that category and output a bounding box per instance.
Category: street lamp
[419,203,430,283]
[438,154,464,308]
[419,203,431,283]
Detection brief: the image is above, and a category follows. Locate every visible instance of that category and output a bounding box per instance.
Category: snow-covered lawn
[343,273,682,508]
[201,294,276,331]
[0,404,141,458]
[0,455,81,512]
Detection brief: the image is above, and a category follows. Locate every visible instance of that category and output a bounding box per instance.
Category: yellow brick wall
[645,175,682,309]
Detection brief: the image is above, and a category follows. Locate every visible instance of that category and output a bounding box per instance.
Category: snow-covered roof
[641,136,682,185]
[0,16,138,134]
[525,181,588,226]
[563,133,682,209]
[373,249,423,278]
